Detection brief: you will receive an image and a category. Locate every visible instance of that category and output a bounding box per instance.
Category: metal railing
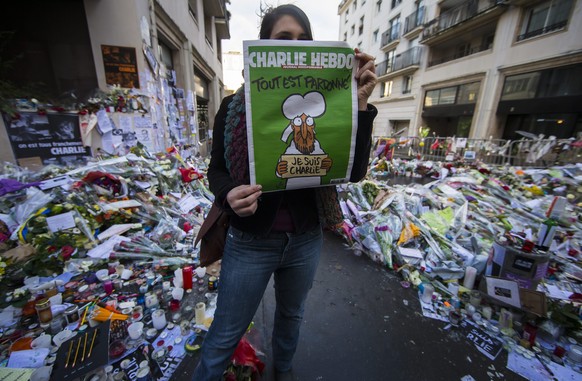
[516,20,568,41]
[381,23,401,47]
[377,136,582,167]
[404,6,425,35]
[376,47,422,76]
[422,0,499,40]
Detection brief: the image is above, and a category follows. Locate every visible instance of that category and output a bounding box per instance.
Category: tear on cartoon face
[281,92,326,155]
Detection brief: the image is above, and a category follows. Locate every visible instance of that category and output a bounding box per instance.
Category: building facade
[338,0,582,141]
[0,0,230,164]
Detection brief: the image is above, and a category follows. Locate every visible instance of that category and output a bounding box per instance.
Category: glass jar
[35,298,53,324]
[64,305,80,324]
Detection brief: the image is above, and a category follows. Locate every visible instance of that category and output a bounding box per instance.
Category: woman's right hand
[226,184,262,217]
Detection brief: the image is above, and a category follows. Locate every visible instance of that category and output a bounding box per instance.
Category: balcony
[421,0,507,45]
[203,0,227,17]
[428,44,489,66]
[403,6,425,39]
[377,47,422,80]
[380,25,401,51]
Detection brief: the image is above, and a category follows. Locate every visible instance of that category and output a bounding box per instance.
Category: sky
[222,0,341,53]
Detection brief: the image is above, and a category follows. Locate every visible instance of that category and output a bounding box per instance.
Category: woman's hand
[226,184,262,217]
[354,48,378,111]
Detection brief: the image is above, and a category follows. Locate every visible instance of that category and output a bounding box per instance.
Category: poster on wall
[101,45,140,89]
[243,40,358,192]
[2,112,91,167]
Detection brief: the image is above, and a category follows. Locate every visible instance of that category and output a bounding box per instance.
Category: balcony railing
[428,44,489,67]
[381,24,401,47]
[422,0,499,40]
[403,6,425,35]
[517,20,568,41]
[376,47,422,76]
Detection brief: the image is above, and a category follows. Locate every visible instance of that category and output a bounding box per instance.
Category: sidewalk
[253,231,526,381]
[175,230,527,380]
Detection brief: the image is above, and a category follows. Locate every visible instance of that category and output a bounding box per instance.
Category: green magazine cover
[243,40,357,192]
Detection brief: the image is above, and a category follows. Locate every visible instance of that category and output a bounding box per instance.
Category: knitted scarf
[223,87,343,229]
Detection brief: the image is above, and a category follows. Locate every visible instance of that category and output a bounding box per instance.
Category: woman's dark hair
[259,4,313,40]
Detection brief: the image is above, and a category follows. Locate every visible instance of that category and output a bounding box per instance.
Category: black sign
[3,112,91,166]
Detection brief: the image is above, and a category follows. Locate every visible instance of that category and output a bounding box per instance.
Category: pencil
[87,328,98,358]
[72,337,82,367]
[81,332,88,362]
[65,339,74,368]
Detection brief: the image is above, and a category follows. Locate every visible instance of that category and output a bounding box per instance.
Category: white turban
[282,91,326,119]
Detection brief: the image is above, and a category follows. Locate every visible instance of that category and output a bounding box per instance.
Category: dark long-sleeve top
[208,94,378,236]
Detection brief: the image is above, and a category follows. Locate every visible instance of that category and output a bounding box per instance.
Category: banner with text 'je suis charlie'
[243,40,357,192]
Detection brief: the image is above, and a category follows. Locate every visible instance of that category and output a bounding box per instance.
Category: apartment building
[0,0,229,164]
[338,0,582,140]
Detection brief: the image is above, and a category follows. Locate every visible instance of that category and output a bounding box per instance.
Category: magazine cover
[243,40,358,192]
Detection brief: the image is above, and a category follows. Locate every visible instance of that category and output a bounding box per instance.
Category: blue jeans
[192,225,323,381]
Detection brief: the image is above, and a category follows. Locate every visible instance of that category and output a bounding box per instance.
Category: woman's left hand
[354,48,378,111]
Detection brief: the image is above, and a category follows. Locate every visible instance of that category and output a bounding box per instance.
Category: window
[373,29,379,42]
[382,81,393,98]
[385,50,395,72]
[458,82,480,104]
[345,8,349,23]
[353,0,357,10]
[423,86,456,106]
[402,75,413,94]
[518,0,573,41]
[389,15,401,41]
[351,24,355,35]
[376,0,382,13]
[501,64,582,100]
[344,32,348,41]
[501,72,540,100]
[359,16,364,35]
[391,0,402,9]
[188,0,197,21]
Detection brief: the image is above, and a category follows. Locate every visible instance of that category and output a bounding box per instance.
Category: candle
[182,267,193,290]
[152,309,167,330]
[469,290,482,307]
[463,266,477,290]
[482,306,493,320]
[195,302,206,325]
[103,280,113,294]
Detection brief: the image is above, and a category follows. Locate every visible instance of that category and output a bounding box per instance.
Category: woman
[192,4,377,381]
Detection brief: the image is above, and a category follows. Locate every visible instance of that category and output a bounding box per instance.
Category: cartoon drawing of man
[275,91,332,189]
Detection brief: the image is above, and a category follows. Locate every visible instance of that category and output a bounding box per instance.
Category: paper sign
[46,212,76,233]
[244,40,357,192]
[485,277,521,308]
[178,194,199,214]
[96,110,113,134]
